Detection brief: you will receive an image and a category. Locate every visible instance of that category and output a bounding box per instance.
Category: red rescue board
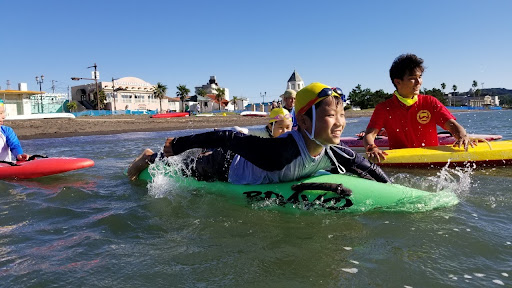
[0,157,95,179]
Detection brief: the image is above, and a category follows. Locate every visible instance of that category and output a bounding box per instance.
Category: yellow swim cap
[295,82,343,115]
[268,108,291,123]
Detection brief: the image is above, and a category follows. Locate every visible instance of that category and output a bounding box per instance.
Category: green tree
[452,84,458,95]
[197,88,207,98]
[214,87,226,110]
[475,89,481,97]
[176,84,190,112]
[370,89,392,107]
[441,83,446,93]
[472,80,478,96]
[98,90,106,109]
[423,88,448,105]
[348,84,372,109]
[154,82,168,112]
[66,101,78,112]
[230,96,239,111]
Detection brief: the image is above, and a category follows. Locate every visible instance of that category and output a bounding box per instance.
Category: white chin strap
[303,104,354,174]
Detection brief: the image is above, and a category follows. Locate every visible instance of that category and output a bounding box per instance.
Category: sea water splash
[431,160,475,197]
[382,161,473,212]
[146,149,201,199]
[391,160,474,195]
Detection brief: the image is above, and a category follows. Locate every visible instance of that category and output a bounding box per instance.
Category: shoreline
[5,109,487,140]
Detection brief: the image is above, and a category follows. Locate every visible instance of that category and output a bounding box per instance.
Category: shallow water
[1,110,511,287]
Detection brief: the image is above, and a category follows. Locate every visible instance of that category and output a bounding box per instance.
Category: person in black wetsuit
[127,82,390,184]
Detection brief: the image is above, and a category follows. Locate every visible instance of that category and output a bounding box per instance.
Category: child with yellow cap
[233,107,293,138]
[0,101,30,162]
[128,83,389,184]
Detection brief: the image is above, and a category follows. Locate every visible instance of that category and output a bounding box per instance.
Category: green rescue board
[139,167,458,213]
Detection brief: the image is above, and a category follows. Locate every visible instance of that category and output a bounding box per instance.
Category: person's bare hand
[17,154,30,161]
[453,135,477,151]
[163,138,175,157]
[366,148,388,163]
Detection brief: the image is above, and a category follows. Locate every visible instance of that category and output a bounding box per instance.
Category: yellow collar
[394,91,418,106]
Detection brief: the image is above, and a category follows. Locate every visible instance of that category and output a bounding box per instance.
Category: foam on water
[146,149,200,199]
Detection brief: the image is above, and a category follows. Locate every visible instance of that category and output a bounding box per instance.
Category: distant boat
[240,111,268,117]
[5,113,76,120]
[195,113,214,117]
[150,112,189,118]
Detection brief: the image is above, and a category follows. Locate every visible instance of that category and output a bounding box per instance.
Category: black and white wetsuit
[169,130,390,184]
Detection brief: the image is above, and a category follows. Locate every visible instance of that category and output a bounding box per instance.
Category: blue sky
[1,0,510,103]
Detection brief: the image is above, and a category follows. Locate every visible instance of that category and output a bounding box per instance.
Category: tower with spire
[286,70,304,91]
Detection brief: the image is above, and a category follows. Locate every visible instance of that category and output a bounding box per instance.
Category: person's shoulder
[420,94,444,104]
[1,125,13,133]
[420,94,437,100]
[374,97,394,110]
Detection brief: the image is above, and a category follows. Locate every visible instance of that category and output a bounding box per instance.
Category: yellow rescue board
[378,140,512,168]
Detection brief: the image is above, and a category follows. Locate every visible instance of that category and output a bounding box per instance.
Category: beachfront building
[70,76,168,112]
[0,82,43,117]
[194,76,230,102]
[286,70,304,91]
[447,93,500,108]
[230,97,249,112]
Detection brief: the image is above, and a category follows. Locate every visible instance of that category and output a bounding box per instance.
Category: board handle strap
[291,182,352,197]
[27,154,48,161]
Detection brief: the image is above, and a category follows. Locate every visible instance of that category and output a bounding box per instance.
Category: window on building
[148,94,156,103]
[121,94,132,103]
[291,84,295,90]
[134,94,145,103]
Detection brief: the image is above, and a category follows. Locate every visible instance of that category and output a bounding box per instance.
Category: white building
[194,76,230,101]
[0,82,45,116]
[286,70,304,91]
[70,76,168,112]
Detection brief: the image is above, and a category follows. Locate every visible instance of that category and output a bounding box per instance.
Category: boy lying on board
[128,82,390,184]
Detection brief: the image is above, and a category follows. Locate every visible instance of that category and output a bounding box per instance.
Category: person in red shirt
[363,53,477,162]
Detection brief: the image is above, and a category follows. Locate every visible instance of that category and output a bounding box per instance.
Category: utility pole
[51,80,58,93]
[35,75,44,113]
[260,92,266,112]
[112,77,119,111]
[88,63,99,110]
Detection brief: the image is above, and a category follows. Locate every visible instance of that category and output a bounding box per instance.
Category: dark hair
[303,96,343,120]
[389,54,425,88]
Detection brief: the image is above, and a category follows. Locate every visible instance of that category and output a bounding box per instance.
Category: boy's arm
[443,119,477,151]
[329,144,391,183]
[2,126,23,158]
[164,130,299,171]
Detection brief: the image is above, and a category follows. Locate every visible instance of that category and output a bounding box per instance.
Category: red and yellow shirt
[367,94,455,149]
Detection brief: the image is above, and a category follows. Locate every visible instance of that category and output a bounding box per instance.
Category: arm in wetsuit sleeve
[329,143,391,183]
[171,130,300,171]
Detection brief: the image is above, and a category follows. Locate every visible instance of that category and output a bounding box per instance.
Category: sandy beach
[5,110,375,140]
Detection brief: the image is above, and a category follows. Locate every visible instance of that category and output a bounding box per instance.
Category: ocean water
[1,110,511,287]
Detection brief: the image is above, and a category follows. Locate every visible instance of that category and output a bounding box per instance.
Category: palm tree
[452,84,457,95]
[215,87,226,110]
[154,82,168,112]
[66,101,78,112]
[230,96,239,111]
[98,90,106,109]
[176,84,190,112]
[472,80,478,96]
[441,83,446,94]
[197,88,207,98]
